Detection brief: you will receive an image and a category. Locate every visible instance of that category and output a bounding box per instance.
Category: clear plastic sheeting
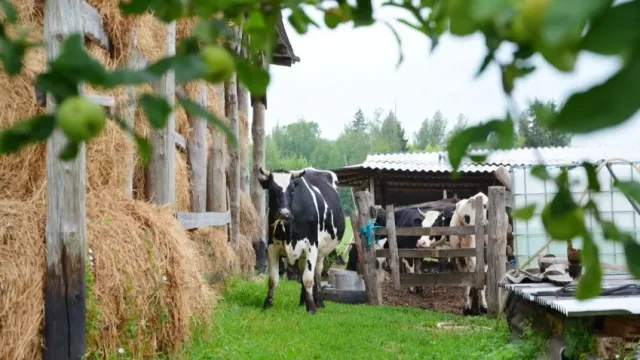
[511,162,640,267]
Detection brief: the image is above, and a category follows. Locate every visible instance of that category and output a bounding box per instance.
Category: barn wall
[511,162,640,267]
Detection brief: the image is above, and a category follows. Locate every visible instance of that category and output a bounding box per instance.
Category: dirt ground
[379,276,468,315]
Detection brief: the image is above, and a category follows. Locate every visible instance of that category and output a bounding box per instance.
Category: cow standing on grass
[258,167,345,314]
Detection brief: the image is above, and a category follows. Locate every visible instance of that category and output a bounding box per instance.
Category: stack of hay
[0,1,260,359]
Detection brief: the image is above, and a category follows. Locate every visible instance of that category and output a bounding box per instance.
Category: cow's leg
[263,244,280,309]
[302,245,318,314]
[479,263,488,314]
[314,255,325,309]
[414,258,424,293]
[402,258,417,293]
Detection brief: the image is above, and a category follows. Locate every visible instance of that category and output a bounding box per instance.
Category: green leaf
[177,96,237,149]
[576,234,602,300]
[582,162,601,192]
[541,0,612,47]
[623,240,640,278]
[120,0,184,23]
[584,200,601,222]
[324,8,342,29]
[470,0,508,23]
[0,115,56,153]
[531,165,552,180]
[446,118,514,171]
[614,180,640,204]
[288,6,316,34]
[103,68,160,88]
[118,0,152,15]
[512,204,536,220]
[550,53,640,134]
[469,154,487,163]
[581,0,640,58]
[235,58,270,97]
[353,0,374,26]
[244,11,266,32]
[0,35,35,75]
[59,141,80,161]
[139,94,171,129]
[134,133,151,167]
[0,0,17,23]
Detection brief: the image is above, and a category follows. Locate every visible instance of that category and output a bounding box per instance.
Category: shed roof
[273,15,300,67]
[335,145,640,177]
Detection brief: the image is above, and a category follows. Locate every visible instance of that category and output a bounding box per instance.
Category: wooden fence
[351,186,511,316]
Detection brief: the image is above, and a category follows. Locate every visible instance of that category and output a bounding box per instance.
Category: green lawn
[177,277,544,360]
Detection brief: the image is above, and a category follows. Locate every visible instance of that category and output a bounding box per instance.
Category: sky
[261,1,640,147]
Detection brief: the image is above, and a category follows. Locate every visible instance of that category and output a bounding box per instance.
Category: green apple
[200,45,236,84]
[56,96,106,142]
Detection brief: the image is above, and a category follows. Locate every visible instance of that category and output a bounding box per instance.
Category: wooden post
[487,186,507,317]
[206,84,227,213]
[237,31,250,195]
[251,87,266,244]
[225,24,242,247]
[386,205,401,291]
[145,21,176,206]
[354,191,382,305]
[349,213,366,276]
[44,0,86,358]
[187,83,207,212]
[474,196,485,291]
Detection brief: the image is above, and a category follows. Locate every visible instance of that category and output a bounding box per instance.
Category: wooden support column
[349,213,366,276]
[44,0,87,358]
[386,205,401,291]
[187,83,207,212]
[354,191,382,305]
[473,196,485,292]
[251,54,268,271]
[225,23,242,247]
[206,83,228,213]
[145,22,176,206]
[237,29,250,195]
[487,186,508,317]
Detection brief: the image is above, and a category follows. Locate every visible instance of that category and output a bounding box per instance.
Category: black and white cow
[415,204,456,272]
[345,199,457,293]
[258,166,345,314]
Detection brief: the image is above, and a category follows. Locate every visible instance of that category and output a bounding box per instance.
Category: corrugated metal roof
[502,273,640,316]
[353,145,640,174]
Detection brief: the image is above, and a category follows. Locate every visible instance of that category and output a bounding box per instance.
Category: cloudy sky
[262,2,640,147]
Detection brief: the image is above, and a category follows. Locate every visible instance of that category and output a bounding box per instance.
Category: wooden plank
[395,198,459,211]
[225,23,242,247]
[386,205,401,291]
[486,186,507,317]
[187,83,207,212]
[176,211,231,229]
[375,225,487,237]
[474,195,485,289]
[355,191,382,305]
[145,22,176,207]
[80,1,110,50]
[505,191,513,208]
[44,0,87,358]
[174,131,186,150]
[400,273,480,287]
[86,94,114,108]
[350,213,366,277]
[206,83,227,214]
[376,248,477,258]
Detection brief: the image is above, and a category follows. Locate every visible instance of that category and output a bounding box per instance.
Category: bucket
[335,272,365,291]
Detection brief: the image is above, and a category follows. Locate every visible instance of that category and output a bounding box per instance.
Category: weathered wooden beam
[385,205,401,291]
[487,186,508,317]
[354,191,382,305]
[237,31,250,195]
[400,272,482,287]
[376,248,478,259]
[375,225,487,237]
[145,22,176,206]
[225,23,242,247]
[85,94,114,108]
[44,0,87,358]
[206,84,227,213]
[80,1,109,51]
[350,213,366,276]
[251,57,267,246]
[187,83,207,212]
[474,195,485,289]
[176,211,231,229]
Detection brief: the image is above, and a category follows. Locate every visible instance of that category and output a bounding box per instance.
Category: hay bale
[132,150,191,211]
[236,234,256,275]
[189,228,255,279]
[0,192,215,360]
[239,192,260,242]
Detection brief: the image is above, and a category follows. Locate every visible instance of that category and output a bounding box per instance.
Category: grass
[175,277,545,360]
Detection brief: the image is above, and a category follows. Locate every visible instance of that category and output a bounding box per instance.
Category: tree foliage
[1,0,639,298]
[517,99,573,147]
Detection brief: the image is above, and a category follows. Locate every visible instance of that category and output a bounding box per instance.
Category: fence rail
[374,225,485,237]
[176,211,231,229]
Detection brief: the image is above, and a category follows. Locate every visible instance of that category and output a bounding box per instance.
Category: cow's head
[416,210,445,248]
[258,167,306,221]
[456,192,489,226]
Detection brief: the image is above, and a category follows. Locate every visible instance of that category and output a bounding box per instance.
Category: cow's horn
[259,166,271,177]
[418,208,428,218]
[291,169,306,178]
